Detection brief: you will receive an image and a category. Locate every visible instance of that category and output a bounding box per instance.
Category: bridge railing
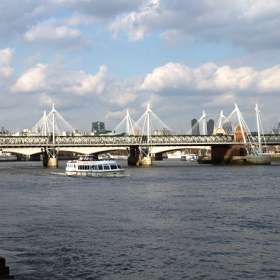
[0,136,49,147]
[0,134,280,148]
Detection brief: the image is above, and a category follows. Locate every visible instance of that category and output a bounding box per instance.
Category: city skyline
[0,1,280,134]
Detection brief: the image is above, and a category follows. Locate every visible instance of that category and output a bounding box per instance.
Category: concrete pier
[47,157,58,168]
[270,153,280,161]
[208,145,272,165]
[211,144,247,164]
[127,146,142,166]
[42,150,58,168]
[141,156,152,166]
[127,146,153,166]
[0,257,14,279]
[233,154,271,165]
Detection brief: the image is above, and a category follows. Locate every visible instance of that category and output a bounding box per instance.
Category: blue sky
[1,0,280,134]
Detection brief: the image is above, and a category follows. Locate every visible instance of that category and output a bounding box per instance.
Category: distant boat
[0,151,17,161]
[167,151,195,160]
[167,151,183,159]
[180,155,196,161]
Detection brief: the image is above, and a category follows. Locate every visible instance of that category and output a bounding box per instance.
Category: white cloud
[66,11,94,26]
[38,92,55,108]
[109,0,280,52]
[211,66,256,91]
[239,0,280,22]
[24,19,80,41]
[110,0,161,41]
[160,29,195,45]
[11,63,48,93]
[11,62,114,101]
[62,65,109,95]
[23,4,49,18]
[258,65,280,91]
[203,92,237,108]
[56,0,143,20]
[140,62,194,92]
[107,86,137,107]
[0,48,14,78]
[139,62,280,95]
[23,19,91,51]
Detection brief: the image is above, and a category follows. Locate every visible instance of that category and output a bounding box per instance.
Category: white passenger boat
[0,151,17,161]
[167,151,183,159]
[65,155,125,177]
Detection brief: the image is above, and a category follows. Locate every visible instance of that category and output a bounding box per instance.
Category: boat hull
[65,170,125,177]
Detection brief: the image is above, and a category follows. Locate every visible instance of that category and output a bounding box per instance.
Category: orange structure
[234,125,248,142]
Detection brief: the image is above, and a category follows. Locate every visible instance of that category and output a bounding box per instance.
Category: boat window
[98,165,103,170]
[117,165,122,169]
[110,164,117,170]
[78,165,90,170]
[103,164,110,170]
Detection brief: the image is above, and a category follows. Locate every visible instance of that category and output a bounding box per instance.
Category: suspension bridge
[1,103,280,167]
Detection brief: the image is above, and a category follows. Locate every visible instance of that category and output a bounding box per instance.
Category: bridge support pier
[211,144,247,164]
[128,146,142,166]
[47,157,58,168]
[42,150,58,168]
[127,146,153,166]
[211,145,234,164]
[141,156,152,166]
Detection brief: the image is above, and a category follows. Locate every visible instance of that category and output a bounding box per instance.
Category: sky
[1,0,280,134]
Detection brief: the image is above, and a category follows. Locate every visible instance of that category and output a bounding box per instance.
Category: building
[91,122,111,136]
[153,128,175,136]
[191,119,199,135]
[207,119,214,135]
[0,127,9,135]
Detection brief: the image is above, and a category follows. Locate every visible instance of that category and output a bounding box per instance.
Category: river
[0,159,279,279]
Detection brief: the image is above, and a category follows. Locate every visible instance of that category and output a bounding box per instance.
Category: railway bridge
[1,134,280,166]
[1,103,280,166]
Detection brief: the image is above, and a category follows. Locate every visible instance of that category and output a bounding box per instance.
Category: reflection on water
[0,160,280,279]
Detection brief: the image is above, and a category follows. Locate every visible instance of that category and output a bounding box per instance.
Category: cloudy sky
[1,0,280,134]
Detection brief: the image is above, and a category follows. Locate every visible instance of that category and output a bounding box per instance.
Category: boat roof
[67,158,118,164]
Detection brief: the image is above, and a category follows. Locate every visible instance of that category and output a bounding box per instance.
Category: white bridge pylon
[187,109,233,135]
[113,103,175,137]
[135,103,175,137]
[113,110,139,135]
[187,104,258,137]
[31,104,75,136]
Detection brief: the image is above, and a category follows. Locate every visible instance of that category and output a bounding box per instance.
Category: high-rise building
[191,119,199,135]
[207,119,214,135]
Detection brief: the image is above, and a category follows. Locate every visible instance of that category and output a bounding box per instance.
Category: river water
[0,159,279,279]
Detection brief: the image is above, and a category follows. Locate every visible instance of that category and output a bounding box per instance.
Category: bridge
[1,104,280,166]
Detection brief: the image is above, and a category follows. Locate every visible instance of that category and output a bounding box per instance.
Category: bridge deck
[0,134,280,148]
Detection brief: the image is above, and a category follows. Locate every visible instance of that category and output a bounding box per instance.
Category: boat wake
[50,172,130,178]
[50,172,67,176]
